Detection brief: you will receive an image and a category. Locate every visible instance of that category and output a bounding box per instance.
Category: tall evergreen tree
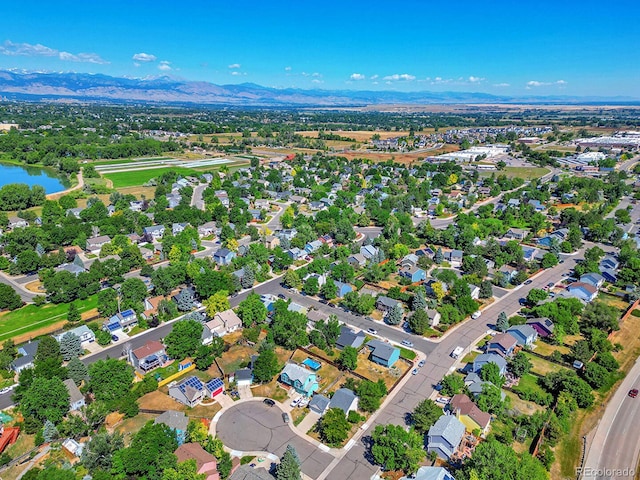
[67,302,81,323]
[496,311,509,332]
[277,444,302,480]
[60,332,83,361]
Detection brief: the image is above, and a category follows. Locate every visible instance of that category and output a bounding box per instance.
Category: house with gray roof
[426,415,465,460]
[580,272,605,289]
[335,326,366,350]
[376,295,399,312]
[329,388,358,415]
[63,378,86,411]
[229,465,275,480]
[366,340,400,367]
[309,394,331,415]
[400,467,455,480]
[506,324,538,347]
[155,410,189,445]
[472,353,508,376]
[280,363,318,397]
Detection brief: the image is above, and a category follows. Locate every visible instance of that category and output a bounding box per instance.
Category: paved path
[582,357,640,480]
[46,171,84,200]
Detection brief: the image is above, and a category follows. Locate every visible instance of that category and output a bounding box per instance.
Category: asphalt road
[190,184,207,210]
[582,358,640,480]
[217,401,334,479]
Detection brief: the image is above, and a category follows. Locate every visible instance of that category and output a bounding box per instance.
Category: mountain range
[0,70,637,107]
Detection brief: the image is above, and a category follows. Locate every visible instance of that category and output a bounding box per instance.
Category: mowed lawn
[0,294,99,341]
[104,167,199,188]
[501,166,550,179]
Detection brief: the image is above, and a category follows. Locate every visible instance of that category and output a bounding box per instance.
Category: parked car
[401,340,414,347]
[472,311,482,319]
[412,368,418,375]
[418,360,425,368]
[298,397,309,408]
[290,396,301,407]
[111,334,119,342]
[277,293,286,299]
[282,412,290,423]
[367,328,378,335]
[524,279,533,285]
[546,282,555,289]
[263,399,275,407]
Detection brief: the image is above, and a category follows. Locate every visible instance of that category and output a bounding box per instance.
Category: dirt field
[296,130,410,142]
[330,143,459,164]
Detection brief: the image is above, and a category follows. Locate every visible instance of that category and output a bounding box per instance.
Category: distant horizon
[1,1,638,98]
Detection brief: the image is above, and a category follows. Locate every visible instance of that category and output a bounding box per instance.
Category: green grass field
[0,294,99,342]
[104,167,199,188]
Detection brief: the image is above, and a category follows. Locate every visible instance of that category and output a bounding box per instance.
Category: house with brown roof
[205,309,242,338]
[142,295,164,318]
[129,340,166,372]
[486,333,518,358]
[448,393,491,437]
[174,443,219,480]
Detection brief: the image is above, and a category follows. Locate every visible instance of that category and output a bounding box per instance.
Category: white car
[290,397,301,407]
[472,311,482,319]
[298,397,310,408]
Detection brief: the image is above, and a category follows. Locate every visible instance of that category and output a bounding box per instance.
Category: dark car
[629,389,639,398]
[524,279,533,285]
[329,303,336,308]
[519,298,527,306]
[277,293,286,299]
[111,334,119,342]
[282,412,290,423]
[263,398,275,407]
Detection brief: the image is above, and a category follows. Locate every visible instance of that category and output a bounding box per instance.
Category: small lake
[0,163,70,194]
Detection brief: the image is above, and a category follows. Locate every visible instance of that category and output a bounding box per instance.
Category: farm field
[103,167,200,188]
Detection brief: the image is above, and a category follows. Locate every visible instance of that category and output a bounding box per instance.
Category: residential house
[263,235,280,249]
[328,388,358,415]
[468,284,480,300]
[279,363,319,397]
[198,221,217,237]
[55,261,86,277]
[11,340,39,373]
[566,281,598,302]
[8,216,29,229]
[526,317,555,338]
[426,415,465,460]
[307,309,329,328]
[376,296,400,312]
[205,309,242,338]
[288,302,307,315]
[248,209,262,221]
[142,295,164,319]
[143,225,165,241]
[55,325,95,345]
[335,326,366,350]
[360,245,379,260]
[347,253,367,268]
[304,240,323,254]
[580,273,605,289]
[129,340,167,372]
[309,394,331,415]
[235,368,253,387]
[168,376,208,407]
[213,248,236,266]
[472,353,508,376]
[286,247,305,261]
[399,265,426,283]
[66,207,84,219]
[304,273,326,288]
[399,467,456,480]
[278,229,297,241]
[522,246,540,262]
[464,372,498,398]
[505,228,530,241]
[172,222,189,236]
[400,253,419,268]
[486,333,518,358]
[174,443,219,480]
[229,465,276,480]
[166,193,182,209]
[366,340,400,367]
[428,309,442,327]
[448,394,491,436]
[600,255,619,271]
[445,249,464,267]
[254,199,270,210]
[104,309,138,333]
[129,200,145,212]
[416,247,435,258]
[85,235,111,255]
[498,265,518,282]
[290,195,306,205]
[333,281,353,298]
[63,379,86,411]
[506,324,538,347]
[155,410,189,445]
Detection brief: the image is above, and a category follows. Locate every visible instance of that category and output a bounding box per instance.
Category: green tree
[88,358,134,404]
[356,379,387,412]
[408,309,430,335]
[270,306,309,350]
[303,276,319,296]
[67,357,88,385]
[337,346,358,371]
[283,269,302,289]
[97,288,118,317]
[112,422,178,480]
[253,348,280,383]
[164,319,204,360]
[582,362,610,389]
[321,279,338,300]
[317,408,350,447]
[120,277,148,312]
[370,424,425,474]
[434,247,444,264]
[162,460,206,480]
[479,280,493,299]
[508,352,532,378]
[204,290,230,317]
[496,311,509,332]
[581,301,619,333]
[476,383,505,414]
[440,374,465,396]
[386,303,404,325]
[276,444,302,480]
[540,370,594,408]
[20,376,69,425]
[541,252,559,269]
[411,288,427,311]
[527,288,548,305]
[67,302,81,323]
[459,438,548,480]
[59,332,82,361]
[411,399,441,434]
[43,419,59,443]
[236,292,267,326]
[480,362,505,388]
[0,284,22,310]
[202,436,232,479]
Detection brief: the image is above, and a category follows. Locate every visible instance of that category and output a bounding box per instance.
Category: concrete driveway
[216,401,334,479]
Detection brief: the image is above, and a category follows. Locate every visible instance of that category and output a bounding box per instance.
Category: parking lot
[216,400,334,479]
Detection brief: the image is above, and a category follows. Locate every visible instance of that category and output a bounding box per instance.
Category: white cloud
[312,79,323,84]
[350,73,366,81]
[0,40,108,64]
[383,73,416,81]
[158,61,172,71]
[132,52,156,62]
[468,76,485,83]
[493,82,510,87]
[284,66,292,71]
[370,74,379,80]
[230,71,240,76]
[228,63,241,69]
[527,79,567,88]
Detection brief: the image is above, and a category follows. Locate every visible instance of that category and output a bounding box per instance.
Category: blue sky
[1,0,639,97]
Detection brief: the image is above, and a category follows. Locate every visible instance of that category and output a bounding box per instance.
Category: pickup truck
[451,346,464,359]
